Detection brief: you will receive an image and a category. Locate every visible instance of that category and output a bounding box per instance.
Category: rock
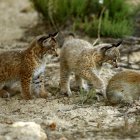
[0,122,47,140]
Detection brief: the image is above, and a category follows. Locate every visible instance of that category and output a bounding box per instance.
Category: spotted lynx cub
[60,38,122,98]
[106,70,140,104]
[0,32,58,100]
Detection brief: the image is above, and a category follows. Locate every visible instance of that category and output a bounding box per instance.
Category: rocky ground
[0,0,140,140]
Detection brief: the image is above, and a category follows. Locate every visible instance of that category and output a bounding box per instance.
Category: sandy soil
[0,0,140,140]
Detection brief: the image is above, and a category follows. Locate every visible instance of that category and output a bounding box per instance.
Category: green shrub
[31,0,138,38]
[101,17,133,38]
[78,88,96,105]
[87,10,133,38]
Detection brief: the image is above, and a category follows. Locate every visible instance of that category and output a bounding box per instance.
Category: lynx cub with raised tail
[60,38,122,97]
[106,70,140,104]
[0,32,58,100]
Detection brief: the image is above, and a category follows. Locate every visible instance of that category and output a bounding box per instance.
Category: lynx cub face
[60,38,122,97]
[106,70,140,105]
[0,32,58,100]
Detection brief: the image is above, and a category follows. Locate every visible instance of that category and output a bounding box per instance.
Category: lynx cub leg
[21,74,32,100]
[60,65,71,96]
[79,69,106,98]
[32,73,48,98]
[39,74,48,98]
[75,75,89,91]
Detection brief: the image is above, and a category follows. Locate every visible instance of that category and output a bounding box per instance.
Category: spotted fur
[0,32,58,99]
[60,38,122,98]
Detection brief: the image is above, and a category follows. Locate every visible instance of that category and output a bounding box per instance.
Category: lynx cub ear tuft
[101,46,112,53]
[111,40,123,47]
[101,40,123,54]
[49,32,58,38]
[37,35,48,45]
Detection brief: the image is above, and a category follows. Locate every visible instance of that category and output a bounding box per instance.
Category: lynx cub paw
[60,89,72,97]
[95,88,107,100]
[0,90,10,98]
[39,92,49,98]
[22,94,32,100]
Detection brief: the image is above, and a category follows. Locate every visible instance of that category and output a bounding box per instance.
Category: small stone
[0,122,47,140]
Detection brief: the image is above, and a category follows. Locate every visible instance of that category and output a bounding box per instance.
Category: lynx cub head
[32,32,58,58]
[100,40,122,68]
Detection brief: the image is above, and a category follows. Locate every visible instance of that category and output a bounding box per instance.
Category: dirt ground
[0,0,140,140]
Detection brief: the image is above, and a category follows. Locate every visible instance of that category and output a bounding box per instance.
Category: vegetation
[31,0,139,38]
[78,88,96,105]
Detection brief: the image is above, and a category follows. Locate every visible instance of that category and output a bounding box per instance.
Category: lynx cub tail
[0,32,58,99]
[106,70,140,104]
[60,38,122,98]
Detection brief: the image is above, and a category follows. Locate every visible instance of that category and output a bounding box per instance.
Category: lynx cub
[0,32,58,100]
[106,70,140,104]
[60,38,122,97]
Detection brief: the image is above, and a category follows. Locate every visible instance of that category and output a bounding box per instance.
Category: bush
[31,0,138,38]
